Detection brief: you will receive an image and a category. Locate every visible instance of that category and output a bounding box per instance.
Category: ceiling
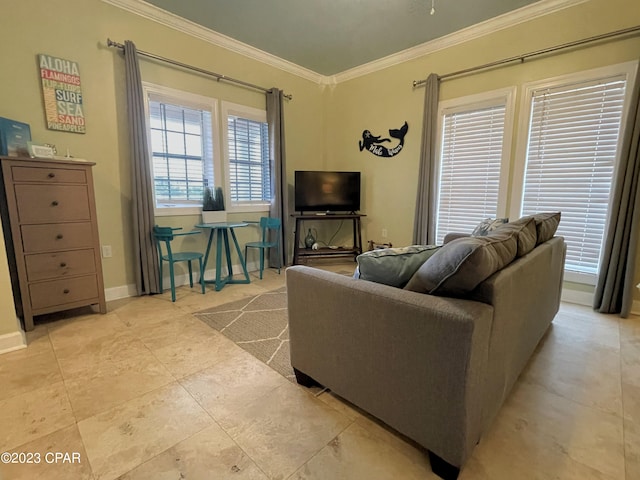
[142,0,542,76]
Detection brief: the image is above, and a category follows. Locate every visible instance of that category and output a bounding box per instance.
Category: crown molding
[102,0,588,87]
[331,0,590,84]
[101,0,324,84]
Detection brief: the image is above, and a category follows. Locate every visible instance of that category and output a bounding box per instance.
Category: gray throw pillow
[404,232,517,296]
[355,245,441,288]
[492,216,537,257]
[532,212,561,244]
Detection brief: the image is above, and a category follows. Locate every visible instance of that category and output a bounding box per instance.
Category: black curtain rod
[413,25,640,87]
[107,39,292,100]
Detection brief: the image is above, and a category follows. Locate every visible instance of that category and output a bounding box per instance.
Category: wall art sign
[358,121,408,158]
[39,54,86,134]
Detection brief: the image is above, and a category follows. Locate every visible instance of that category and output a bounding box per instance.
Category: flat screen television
[294,170,361,213]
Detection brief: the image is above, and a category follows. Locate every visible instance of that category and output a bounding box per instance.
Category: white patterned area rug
[194,286,295,381]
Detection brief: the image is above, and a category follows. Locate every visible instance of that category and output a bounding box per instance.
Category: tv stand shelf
[292,213,365,265]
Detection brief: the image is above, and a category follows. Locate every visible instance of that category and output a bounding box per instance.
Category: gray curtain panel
[124,41,160,295]
[594,64,640,317]
[266,88,289,267]
[413,73,440,245]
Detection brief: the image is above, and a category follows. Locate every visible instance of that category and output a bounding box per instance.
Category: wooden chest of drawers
[0,156,106,331]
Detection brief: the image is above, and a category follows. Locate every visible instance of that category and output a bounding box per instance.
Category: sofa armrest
[286,265,493,466]
[468,236,565,431]
[443,232,470,244]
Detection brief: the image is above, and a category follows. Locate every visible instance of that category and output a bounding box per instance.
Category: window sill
[154,206,202,217]
[227,204,271,214]
[154,204,271,217]
[564,270,597,286]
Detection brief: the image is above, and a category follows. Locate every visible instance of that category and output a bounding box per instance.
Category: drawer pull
[60,262,67,267]
[48,172,56,178]
[63,289,70,294]
[56,234,64,240]
[51,200,59,206]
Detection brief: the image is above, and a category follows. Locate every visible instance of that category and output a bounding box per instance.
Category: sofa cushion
[471,217,509,236]
[532,212,561,244]
[404,232,518,296]
[492,216,537,257]
[355,245,441,288]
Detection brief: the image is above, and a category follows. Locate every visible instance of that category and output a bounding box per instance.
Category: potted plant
[202,186,227,223]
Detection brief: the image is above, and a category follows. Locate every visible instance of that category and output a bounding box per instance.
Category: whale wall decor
[358,121,408,158]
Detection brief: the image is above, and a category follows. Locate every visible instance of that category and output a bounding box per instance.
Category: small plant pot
[202,210,227,223]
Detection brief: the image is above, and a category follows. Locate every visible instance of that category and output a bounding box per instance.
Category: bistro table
[195,222,251,291]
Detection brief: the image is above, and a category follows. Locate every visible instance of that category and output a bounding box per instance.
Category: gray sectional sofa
[286,214,566,480]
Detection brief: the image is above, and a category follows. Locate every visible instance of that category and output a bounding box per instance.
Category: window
[434,89,515,244]
[514,63,637,281]
[222,102,272,211]
[144,84,219,215]
[149,102,212,205]
[143,87,271,215]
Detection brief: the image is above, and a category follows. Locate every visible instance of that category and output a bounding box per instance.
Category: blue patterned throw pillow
[355,245,441,288]
[471,217,509,237]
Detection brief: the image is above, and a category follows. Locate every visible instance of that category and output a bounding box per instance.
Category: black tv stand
[292,213,366,265]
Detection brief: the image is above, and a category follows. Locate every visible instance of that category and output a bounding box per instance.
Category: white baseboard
[0,330,26,355]
[105,284,138,301]
[104,261,261,301]
[561,289,640,317]
[561,288,593,307]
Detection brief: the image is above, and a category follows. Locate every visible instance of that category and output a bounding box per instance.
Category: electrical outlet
[101,245,112,258]
[382,228,388,239]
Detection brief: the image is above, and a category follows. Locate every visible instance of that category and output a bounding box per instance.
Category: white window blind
[522,76,626,275]
[149,100,213,207]
[435,104,506,244]
[227,115,271,204]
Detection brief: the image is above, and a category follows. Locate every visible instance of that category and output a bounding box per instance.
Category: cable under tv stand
[291,213,365,265]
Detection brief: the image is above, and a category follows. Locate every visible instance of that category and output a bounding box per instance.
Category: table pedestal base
[200,225,250,291]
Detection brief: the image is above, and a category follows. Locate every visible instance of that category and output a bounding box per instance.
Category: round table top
[194,222,249,229]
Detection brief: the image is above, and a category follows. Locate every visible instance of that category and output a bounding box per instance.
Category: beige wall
[1,0,639,337]
[323,0,640,302]
[0,0,325,335]
[0,226,19,336]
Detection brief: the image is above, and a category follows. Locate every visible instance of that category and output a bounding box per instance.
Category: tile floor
[0,261,638,480]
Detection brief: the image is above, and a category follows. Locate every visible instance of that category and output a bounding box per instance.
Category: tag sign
[39,54,86,134]
[358,122,408,158]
